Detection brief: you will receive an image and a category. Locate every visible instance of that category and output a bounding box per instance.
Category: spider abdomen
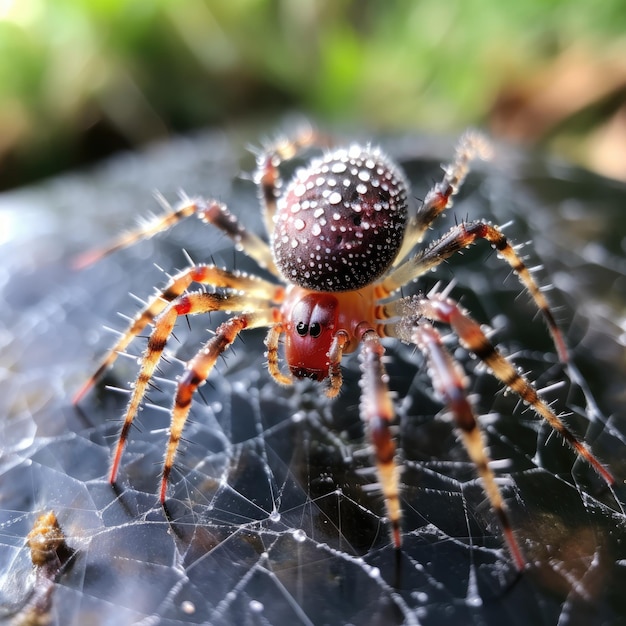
[272,145,409,292]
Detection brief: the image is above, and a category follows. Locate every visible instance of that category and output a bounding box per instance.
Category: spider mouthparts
[289,366,326,382]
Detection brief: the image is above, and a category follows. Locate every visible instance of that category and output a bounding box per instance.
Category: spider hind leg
[74,195,278,274]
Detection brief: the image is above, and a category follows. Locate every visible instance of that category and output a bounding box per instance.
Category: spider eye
[296,321,308,336]
[309,322,322,338]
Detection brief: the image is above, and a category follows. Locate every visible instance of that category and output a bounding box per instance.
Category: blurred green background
[1,0,626,190]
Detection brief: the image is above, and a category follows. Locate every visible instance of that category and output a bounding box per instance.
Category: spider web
[1,127,625,626]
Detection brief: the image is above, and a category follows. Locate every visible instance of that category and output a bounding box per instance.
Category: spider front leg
[159,310,277,501]
[412,321,525,570]
[74,265,283,403]
[108,289,273,492]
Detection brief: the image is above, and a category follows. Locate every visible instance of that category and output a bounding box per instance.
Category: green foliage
[0,0,624,186]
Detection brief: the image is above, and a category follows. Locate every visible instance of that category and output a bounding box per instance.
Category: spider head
[285,292,339,381]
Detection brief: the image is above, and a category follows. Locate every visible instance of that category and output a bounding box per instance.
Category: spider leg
[74,196,278,274]
[108,290,273,488]
[379,220,568,362]
[359,330,402,548]
[254,125,330,237]
[74,265,283,403]
[327,331,350,398]
[412,321,525,570]
[265,323,293,386]
[395,130,492,262]
[161,310,276,501]
[385,293,614,486]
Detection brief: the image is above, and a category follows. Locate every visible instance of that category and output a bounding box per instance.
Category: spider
[74,128,614,570]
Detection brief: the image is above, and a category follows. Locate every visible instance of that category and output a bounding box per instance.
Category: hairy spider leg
[396,130,492,262]
[73,266,283,404]
[384,294,615,486]
[108,291,273,488]
[412,321,526,570]
[254,126,329,237]
[265,323,293,386]
[379,220,569,362]
[359,330,402,548]
[327,331,350,398]
[74,196,278,274]
[161,309,277,501]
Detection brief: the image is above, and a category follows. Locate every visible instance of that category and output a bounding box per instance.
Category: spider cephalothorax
[75,129,614,570]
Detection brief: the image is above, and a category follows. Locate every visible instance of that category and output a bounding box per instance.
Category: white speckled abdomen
[271,145,409,292]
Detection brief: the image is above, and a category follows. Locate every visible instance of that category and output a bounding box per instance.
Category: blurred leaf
[1,0,626,187]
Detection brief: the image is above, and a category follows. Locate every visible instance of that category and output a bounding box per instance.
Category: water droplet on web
[181,600,196,615]
[466,594,483,607]
[292,528,306,543]
[269,510,281,523]
[413,591,428,603]
[249,600,264,613]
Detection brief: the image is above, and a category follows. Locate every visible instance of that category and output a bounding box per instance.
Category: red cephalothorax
[75,128,614,571]
[284,291,339,381]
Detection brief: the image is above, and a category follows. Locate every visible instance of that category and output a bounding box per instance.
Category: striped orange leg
[265,323,293,386]
[160,309,277,501]
[395,130,492,261]
[412,321,525,570]
[108,291,272,488]
[359,330,402,548]
[255,129,315,233]
[74,265,282,404]
[327,331,350,398]
[379,220,568,362]
[387,293,614,487]
[74,195,278,274]
[254,125,327,237]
